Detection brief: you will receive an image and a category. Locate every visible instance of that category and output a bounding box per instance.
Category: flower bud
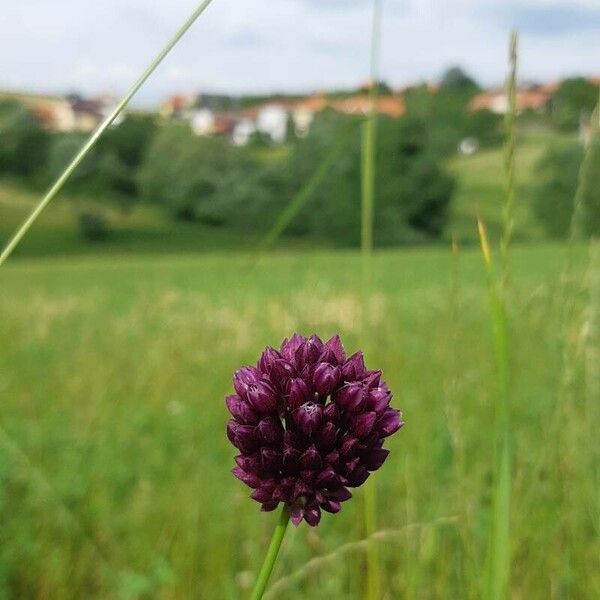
[349,411,377,438]
[335,382,365,412]
[233,366,261,396]
[246,381,278,415]
[225,394,258,424]
[378,408,403,437]
[294,402,323,436]
[313,362,341,396]
[257,416,283,445]
[288,377,310,410]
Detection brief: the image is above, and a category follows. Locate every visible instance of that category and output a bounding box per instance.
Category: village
[3,75,597,149]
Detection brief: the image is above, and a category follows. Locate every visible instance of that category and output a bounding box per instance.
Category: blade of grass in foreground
[0,0,215,268]
[478,218,511,600]
[361,1,383,599]
[500,30,518,289]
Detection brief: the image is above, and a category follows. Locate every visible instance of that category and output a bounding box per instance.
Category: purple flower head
[226,334,404,526]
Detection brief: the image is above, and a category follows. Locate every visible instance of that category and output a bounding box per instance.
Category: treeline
[0,71,598,244]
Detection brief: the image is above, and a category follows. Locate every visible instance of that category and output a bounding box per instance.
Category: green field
[0,244,597,598]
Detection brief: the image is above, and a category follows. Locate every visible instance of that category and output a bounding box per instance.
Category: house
[242,102,291,144]
[468,84,556,114]
[159,95,195,119]
[190,108,215,136]
[0,91,119,132]
[292,94,329,137]
[331,94,406,118]
[232,118,257,146]
[283,92,406,140]
[67,94,120,132]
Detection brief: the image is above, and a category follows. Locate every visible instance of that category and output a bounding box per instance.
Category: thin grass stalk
[361,1,383,598]
[585,241,600,539]
[250,505,290,600]
[568,91,599,246]
[477,218,511,600]
[500,30,518,290]
[557,93,599,419]
[0,0,215,268]
[263,516,458,599]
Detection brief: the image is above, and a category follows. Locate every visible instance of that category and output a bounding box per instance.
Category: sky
[0,0,599,107]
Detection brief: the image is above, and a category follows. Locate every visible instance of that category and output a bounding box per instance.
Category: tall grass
[477,218,511,600]
[500,31,518,288]
[361,1,383,598]
[481,30,518,600]
[0,0,215,268]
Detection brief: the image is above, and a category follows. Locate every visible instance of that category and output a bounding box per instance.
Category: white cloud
[0,0,598,107]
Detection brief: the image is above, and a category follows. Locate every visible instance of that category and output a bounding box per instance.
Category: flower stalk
[250,505,290,600]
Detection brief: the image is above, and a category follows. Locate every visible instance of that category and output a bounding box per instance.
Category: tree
[551,78,599,131]
[138,123,257,223]
[274,111,455,246]
[533,139,600,238]
[0,100,50,178]
[440,66,479,91]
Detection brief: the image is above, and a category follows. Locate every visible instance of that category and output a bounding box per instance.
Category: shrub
[550,78,599,131]
[277,112,455,246]
[533,139,600,238]
[0,100,50,178]
[138,123,257,223]
[78,211,110,241]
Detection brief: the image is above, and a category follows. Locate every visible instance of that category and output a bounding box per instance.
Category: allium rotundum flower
[226,334,404,526]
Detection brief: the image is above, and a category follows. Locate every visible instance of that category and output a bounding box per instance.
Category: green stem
[0,0,215,268]
[250,505,290,600]
[362,3,383,598]
[500,30,518,290]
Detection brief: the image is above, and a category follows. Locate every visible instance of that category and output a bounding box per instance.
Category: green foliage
[275,112,455,246]
[48,135,134,204]
[551,78,599,131]
[439,66,479,92]
[533,139,600,238]
[463,109,503,148]
[138,123,257,223]
[404,84,489,155]
[78,212,110,241]
[101,114,158,170]
[44,116,158,240]
[0,100,50,178]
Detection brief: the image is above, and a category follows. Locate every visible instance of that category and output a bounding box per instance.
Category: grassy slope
[0,130,570,258]
[0,245,597,598]
[446,129,574,244]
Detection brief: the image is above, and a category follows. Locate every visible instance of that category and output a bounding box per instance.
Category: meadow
[0,241,598,598]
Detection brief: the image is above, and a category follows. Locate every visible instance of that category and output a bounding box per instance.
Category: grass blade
[477,218,511,600]
[500,30,518,289]
[362,2,383,599]
[0,0,215,268]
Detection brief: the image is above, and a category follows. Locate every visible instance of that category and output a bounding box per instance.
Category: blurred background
[0,1,598,598]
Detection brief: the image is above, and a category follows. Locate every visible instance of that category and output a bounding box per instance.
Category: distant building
[189,107,216,136]
[159,95,195,119]
[232,118,257,146]
[331,94,406,118]
[254,103,289,143]
[468,84,557,114]
[0,91,119,132]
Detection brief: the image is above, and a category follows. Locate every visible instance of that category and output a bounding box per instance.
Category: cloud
[487,2,600,34]
[0,0,598,106]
